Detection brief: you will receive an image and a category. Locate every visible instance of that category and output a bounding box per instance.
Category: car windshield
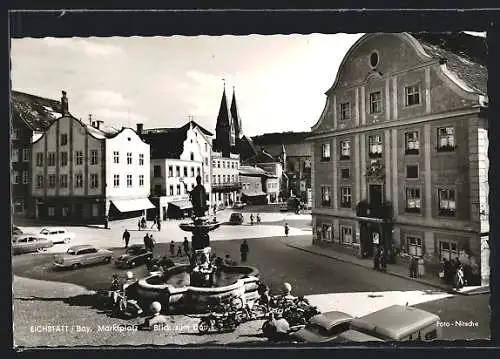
[126,248,142,254]
[66,249,76,255]
[306,322,350,337]
[40,229,49,235]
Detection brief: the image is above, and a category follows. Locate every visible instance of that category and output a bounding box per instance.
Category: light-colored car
[12,226,23,235]
[233,201,246,209]
[39,227,75,244]
[12,234,54,255]
[53,244,113,269]
[291,311,354,343]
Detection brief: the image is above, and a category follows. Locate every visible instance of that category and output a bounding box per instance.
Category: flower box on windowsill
[368,152,382,159]
[438,209,456,217]
[405,149,420,155]
[339,155,350,161]
[321,157,331,162]
[436,145,457,152]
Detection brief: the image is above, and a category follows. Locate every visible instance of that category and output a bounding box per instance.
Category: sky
[10,31,485,137]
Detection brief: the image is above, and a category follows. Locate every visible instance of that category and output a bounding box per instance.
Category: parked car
[12,226,23,235]
[114,245,153,268]
[39,227,75,244]
[53,245,113,269]
[229,212,244,225]
[335,304,441,342]
[233,201,246,209]
[12,234,54,255]
[291,311,354,343]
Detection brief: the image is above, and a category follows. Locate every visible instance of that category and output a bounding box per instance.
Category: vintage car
[12,234,54,255]
[12,226,23,235]
[229,212,244,225]
[39,227,75,244]
[114,245,153,268]
[53,244,113,269]
[291,311,354,343]
[232,201,246,209]
[335,304,441,342]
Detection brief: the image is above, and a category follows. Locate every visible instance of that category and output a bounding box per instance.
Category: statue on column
[184,175,208,219]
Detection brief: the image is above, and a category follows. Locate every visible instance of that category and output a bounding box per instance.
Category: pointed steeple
[230,86,242,139]
[214,81,232,156]
[280,144,287,172]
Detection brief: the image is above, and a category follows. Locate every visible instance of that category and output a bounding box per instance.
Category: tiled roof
[11,90,62,131]
[252,131,311,146]
[239,165,277,178]
[140,121,212,159]
[244,149,279,165]
[237,135,259,162]
[411,32,488,95]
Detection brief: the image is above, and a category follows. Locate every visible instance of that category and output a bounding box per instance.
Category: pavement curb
[284,243,487,295]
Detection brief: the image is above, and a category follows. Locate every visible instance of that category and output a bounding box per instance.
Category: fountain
[136,176,261,312]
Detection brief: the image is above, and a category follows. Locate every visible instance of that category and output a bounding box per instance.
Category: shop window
[62,206,69,217]
[405,131,420,155]
[437,127,456,152]
[91,204,99,217]
[440,240,458,261]
[341,226,353,244]
[407,236,423,257]
[48,207,55,217]
[321,224,333,242]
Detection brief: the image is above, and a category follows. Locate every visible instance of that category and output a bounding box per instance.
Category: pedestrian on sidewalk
[284,223,289,237]
[143,233,149,250]
[169,240,175,257]
[177,245,183,257]
[151,217,157,229]
[141,216,146,230]
[157,220,161,231]
[240,239,249,263]
[122,229,130,249]
[455,263,465,289]
[373,245,380,270]
[138,219,142,231]
[256,214,261,224]
[250,214,254,225]
[149,234,156,253]
[379,247,387,272]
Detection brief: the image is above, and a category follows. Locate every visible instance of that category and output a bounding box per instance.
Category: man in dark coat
[183,237,190,257]
[122,229,130,248]
[240,240,249,263]
[143,234,149,250]
[169,241,175,257]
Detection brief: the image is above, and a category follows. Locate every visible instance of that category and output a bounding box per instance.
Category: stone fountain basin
[136,264,260,312]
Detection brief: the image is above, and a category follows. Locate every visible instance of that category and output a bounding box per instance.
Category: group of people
[169,237,191,258]
[373,245,388,271]
[138,216,161,231]
[441,257,467,289]
[249,213,261,225]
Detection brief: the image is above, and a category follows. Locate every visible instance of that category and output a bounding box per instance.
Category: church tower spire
[230,86,242,140]
[214,80,232,156]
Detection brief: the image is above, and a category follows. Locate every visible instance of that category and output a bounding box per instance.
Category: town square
[10,27,490,346]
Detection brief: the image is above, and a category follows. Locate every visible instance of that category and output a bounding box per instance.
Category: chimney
[61,90,69,115]
[95,120,104,130]
[136,123,143,134]
[88,114,93,124]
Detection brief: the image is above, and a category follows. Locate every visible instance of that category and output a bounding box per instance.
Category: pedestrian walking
[169,240,175,257]
[250,214,254,225]
[379,247,387,271]
[284,223,289,237]
[177,245,183,257]
[149,234,156,253]
[373,245,380,270]
[455,263,465,289]
[240,239,249,263]
[143,233,149,250]
[138,219,142,231]
[183,237,190,257]
[122,229,130,248]
[141,216,146,230]
[157,220,161,231]
[151,217,157,229]
[213,204,217,216]
[256,214,261,224]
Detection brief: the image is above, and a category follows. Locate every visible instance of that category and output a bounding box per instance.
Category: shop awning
[241,191,267,197]
[112,198,155,213]
[169,200,192,210]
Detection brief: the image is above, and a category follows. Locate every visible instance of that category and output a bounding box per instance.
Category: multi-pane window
[90,174,99,188]
[22,148,29,162]
[12,171,19,184]
[169,185,174,196]
[222,175,226,183]
[406,164,419,179]
[205,157,209,166]
[341,226,353,244]
[113,151,120,164]
[213,160,217,167]
[36,152,44,167]
[176,166,180,177]
[368,135,383,158]
[154,165,162,178]
[197,167,201,176]
[48,175,56,188]
[218,175,221,183]
[126,174,133,187]
[22,171,28,184]
[139,174,144,186]
[438,188,456,216]
[321,186,331,207]
[339,102,351,121]
[48,152,56,166]
[60,133,68,146]
[48,207,55,217]
[60,152,68,166]
[407,236,423,257]
[75,151,83,165]
[213,175,216,183]
[437,127,456,151]
[36,175,44,189]
[90,150,98,165]
[190,152,194,161]
[191,167,195,177]
[139,153,144,166]
[113,174,120,188]
[222,161,226,169]
[62,207,69,217]
[340,187,352,208]
[60,174,68,188]
[217,161,221,168]
[405,131,420,155]
[405,85,421,106]
[176,184,181,195]
[405,187,421,213]
[183,166,187,177]
[340,140,351,160]
[369,91,383,114]
[168,166,173,177]
[75,174,83,188]
[440,240,458,261]
[11,148,19,163]
[127,152,132,165]
[321,143,331,161]
[341,168,350,179]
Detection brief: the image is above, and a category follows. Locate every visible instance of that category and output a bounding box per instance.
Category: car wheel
[64,238,71,244]
[36,247,46,253]
[198,319,211,334]
[104,257,112,264]
[71,263,80,270]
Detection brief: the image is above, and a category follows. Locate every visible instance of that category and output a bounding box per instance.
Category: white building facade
[211,151,241,206]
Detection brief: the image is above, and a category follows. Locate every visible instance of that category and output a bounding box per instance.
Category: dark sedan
[114,245,153,269]
[291,311,354,343]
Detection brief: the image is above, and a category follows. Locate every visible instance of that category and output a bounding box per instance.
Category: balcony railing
[211,182,242,192]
